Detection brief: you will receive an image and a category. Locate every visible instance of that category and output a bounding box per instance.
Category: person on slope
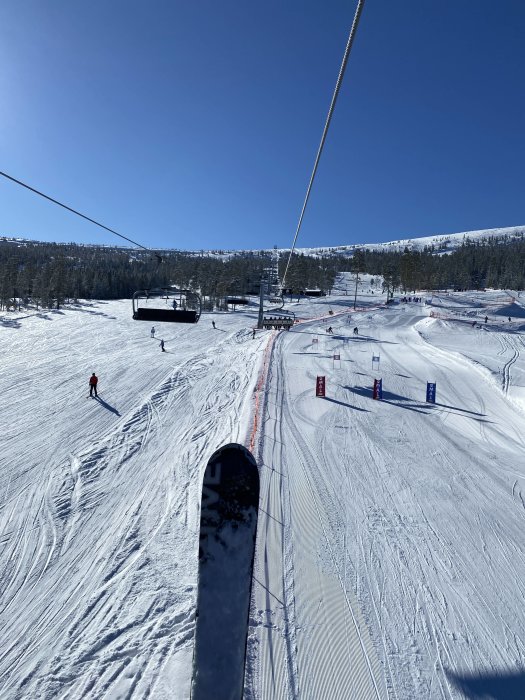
[212,320,216,329]
[160,339,166,352]
[89,372,98,398]
[151,326,156,338]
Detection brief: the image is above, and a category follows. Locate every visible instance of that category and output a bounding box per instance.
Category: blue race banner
[426,382,436,403]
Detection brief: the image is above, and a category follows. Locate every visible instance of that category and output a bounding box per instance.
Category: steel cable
[0,170,157,257]
[281,0,366,291]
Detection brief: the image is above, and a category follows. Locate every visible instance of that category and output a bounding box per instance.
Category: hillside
[3,223,525,259]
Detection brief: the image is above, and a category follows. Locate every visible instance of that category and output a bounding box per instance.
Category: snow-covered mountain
[295,224,525,258]
[200,224,525,259]
[2,223,524,258]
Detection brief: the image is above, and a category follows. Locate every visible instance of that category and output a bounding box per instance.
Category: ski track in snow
[1,283,525,699]
[0,304,262,699]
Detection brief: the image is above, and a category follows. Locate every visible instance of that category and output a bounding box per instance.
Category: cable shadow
[345,386,430,414]
[381,399,430,414]
[352,335,399,345]
[322,396,370,412]
[259,508,283,526]
[76,308,117,319]
[252,576,284,606]
[433,402,486,417]
[259,460,287,477]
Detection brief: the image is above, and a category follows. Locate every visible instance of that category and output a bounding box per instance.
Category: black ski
[191,443,259,700]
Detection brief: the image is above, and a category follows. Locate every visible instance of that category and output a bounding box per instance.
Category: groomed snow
[1,276,525,699]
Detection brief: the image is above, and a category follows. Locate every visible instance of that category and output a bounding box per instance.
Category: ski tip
[208,443,256,465]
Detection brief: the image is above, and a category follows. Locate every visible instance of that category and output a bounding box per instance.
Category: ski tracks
[252,330,385,700]
[497,333,520,395]
[0,329,264,699]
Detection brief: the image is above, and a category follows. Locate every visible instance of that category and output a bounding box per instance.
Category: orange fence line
[247,333,276,455]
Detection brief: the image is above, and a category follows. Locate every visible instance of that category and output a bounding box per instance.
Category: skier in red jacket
[89,372,98,397]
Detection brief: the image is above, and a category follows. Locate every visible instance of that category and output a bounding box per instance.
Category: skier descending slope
[88,372,98,397]
[191,443,259,700]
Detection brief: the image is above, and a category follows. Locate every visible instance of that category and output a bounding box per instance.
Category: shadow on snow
[447,669,525,700]
[94,396,121,416]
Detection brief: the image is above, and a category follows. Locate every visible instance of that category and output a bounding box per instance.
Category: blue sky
[1,0,524,251]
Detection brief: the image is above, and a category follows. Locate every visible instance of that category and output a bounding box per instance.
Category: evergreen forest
[1,233,524,312]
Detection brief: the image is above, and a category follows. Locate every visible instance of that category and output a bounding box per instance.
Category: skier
[327,326,333,334]
[252,329,256,339]
[508,316,512,322]
[485,316,488,324]
[151,326,155,338]
[89,372,98,397]
[160,339,165,352]
[212,320,216,329]
[353,326,359,335]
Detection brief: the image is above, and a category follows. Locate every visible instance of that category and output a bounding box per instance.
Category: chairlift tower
[258,246,283,328]
[270,245,281,298]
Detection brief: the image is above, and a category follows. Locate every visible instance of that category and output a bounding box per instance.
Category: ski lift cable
[0,169,204,322]
[280,0,366,291]
[0,170,161,262]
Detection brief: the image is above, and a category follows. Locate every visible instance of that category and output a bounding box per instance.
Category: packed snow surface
[1,276,525,699]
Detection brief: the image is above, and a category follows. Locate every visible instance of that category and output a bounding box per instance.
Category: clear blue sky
[1,0,523,251]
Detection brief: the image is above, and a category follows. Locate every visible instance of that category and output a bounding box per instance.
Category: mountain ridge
[2,223,524,257]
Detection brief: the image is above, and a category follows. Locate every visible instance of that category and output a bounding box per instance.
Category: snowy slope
[4,222,525,261]
[0,304,263,699]
[293,224,525,257]
[194,223,525,259]
[1,280,525,699]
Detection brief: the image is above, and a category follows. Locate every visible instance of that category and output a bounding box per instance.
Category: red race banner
[316,376,326,397]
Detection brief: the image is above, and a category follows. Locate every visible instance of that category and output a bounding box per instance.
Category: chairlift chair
[132,287,202,323]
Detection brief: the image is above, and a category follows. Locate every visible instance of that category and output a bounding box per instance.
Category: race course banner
[316,376,326,397]
[426,382,436,403]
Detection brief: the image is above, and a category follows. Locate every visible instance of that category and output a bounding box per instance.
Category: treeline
[2,234,524,312]
[353,234,525,296]
[0,240,340,311]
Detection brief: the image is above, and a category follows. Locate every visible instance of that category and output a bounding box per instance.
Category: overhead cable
[281,0,366,290]
[0,170,157,256]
